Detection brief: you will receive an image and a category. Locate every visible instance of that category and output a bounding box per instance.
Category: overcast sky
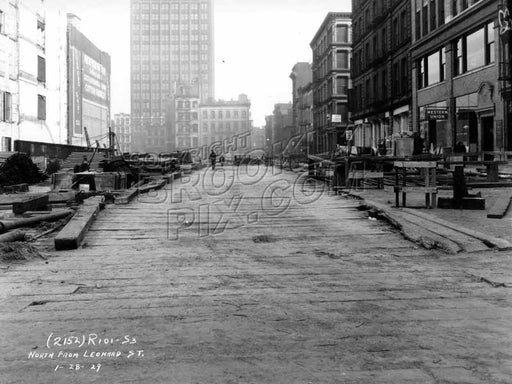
[47,0,351,127]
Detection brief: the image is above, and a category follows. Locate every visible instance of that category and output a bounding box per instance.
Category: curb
[340,190,512,254]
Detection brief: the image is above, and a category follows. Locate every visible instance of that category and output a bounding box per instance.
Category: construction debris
[0,242,43,261]
[0,231,26,243]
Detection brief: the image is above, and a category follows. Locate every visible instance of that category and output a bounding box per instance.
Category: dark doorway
[428,120,437,150]
[482,116,494,151]
[468,112,478,149]
[481,116,494,160]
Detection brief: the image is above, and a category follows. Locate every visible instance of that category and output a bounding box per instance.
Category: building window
[429,0,437,31]
[455,22,494,75]
[381,70,387,100]
[400,10,408,42]
[415,8,421,39]
[438,0,445,27]
[335,25,348,43]
[37,95,46,120]
[1,91,12,122]
[466,27,486,70]
[1,137,12,151]
[392,63,399,96]
[335,50,349,69]
[401,58,408,94]
[418,48,445,89]
[486,22,495,64]
[335,77,349,95]
[393,17,399,45]
[37,56,46,83]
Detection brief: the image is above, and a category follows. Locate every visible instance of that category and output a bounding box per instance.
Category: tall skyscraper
[130,0,215,153]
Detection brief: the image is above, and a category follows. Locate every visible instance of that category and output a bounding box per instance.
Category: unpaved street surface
[1,166,511,383]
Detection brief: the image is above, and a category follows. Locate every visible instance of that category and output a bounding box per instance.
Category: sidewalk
[340,185,512,254]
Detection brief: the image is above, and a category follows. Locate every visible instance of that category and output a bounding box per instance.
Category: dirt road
[1,166,511,383]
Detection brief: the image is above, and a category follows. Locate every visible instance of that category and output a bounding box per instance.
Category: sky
[47,0,352,127]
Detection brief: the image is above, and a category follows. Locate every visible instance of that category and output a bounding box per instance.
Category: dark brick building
[310,12,352,155]
[411,0,509,154]
[351,0,411,153]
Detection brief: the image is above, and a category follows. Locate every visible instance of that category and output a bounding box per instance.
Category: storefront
[419,102,449,153]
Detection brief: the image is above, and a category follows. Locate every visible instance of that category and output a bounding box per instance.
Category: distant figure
[209,150,217,170]
[454,141,467,153]
[219,155,225,166]
[378,140,387,156]
[79,156,90,172]
[412,133,424,156]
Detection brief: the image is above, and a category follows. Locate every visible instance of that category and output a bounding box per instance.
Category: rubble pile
[0,242,43,261]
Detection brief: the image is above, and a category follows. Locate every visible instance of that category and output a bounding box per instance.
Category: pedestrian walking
[209,150,217,170]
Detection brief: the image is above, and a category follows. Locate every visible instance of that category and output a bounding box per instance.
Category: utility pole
[108,126,114,160]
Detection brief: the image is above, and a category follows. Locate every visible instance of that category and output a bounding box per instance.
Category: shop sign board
[426,107,448,121]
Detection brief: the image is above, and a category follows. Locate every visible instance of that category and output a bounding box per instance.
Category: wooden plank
[138,179,167,193]
[394,187,438,193]
[394,161,437,168]
[54,197,102,250]
[487,194,512,219]
[12,194,49,214]
[348,171,384,179]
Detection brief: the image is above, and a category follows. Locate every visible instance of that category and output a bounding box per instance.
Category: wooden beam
[54,197,103,251]
[12,195,49,215]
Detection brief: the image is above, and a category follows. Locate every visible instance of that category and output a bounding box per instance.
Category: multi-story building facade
[0,0,18,151]
[130,0,215,153]
[290,62,314,156]
[249,126,265,151]
[411,0,507,155]
[168,82,200,150]
[351,0,411,152]
[113,113,132,154]
[0,0,68,151]
[199,94,251,148]
[17,0,49,143]
[269,102,294,156]
[67,15,111,147]
[500,0,512,151]
[310,12,352,155]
